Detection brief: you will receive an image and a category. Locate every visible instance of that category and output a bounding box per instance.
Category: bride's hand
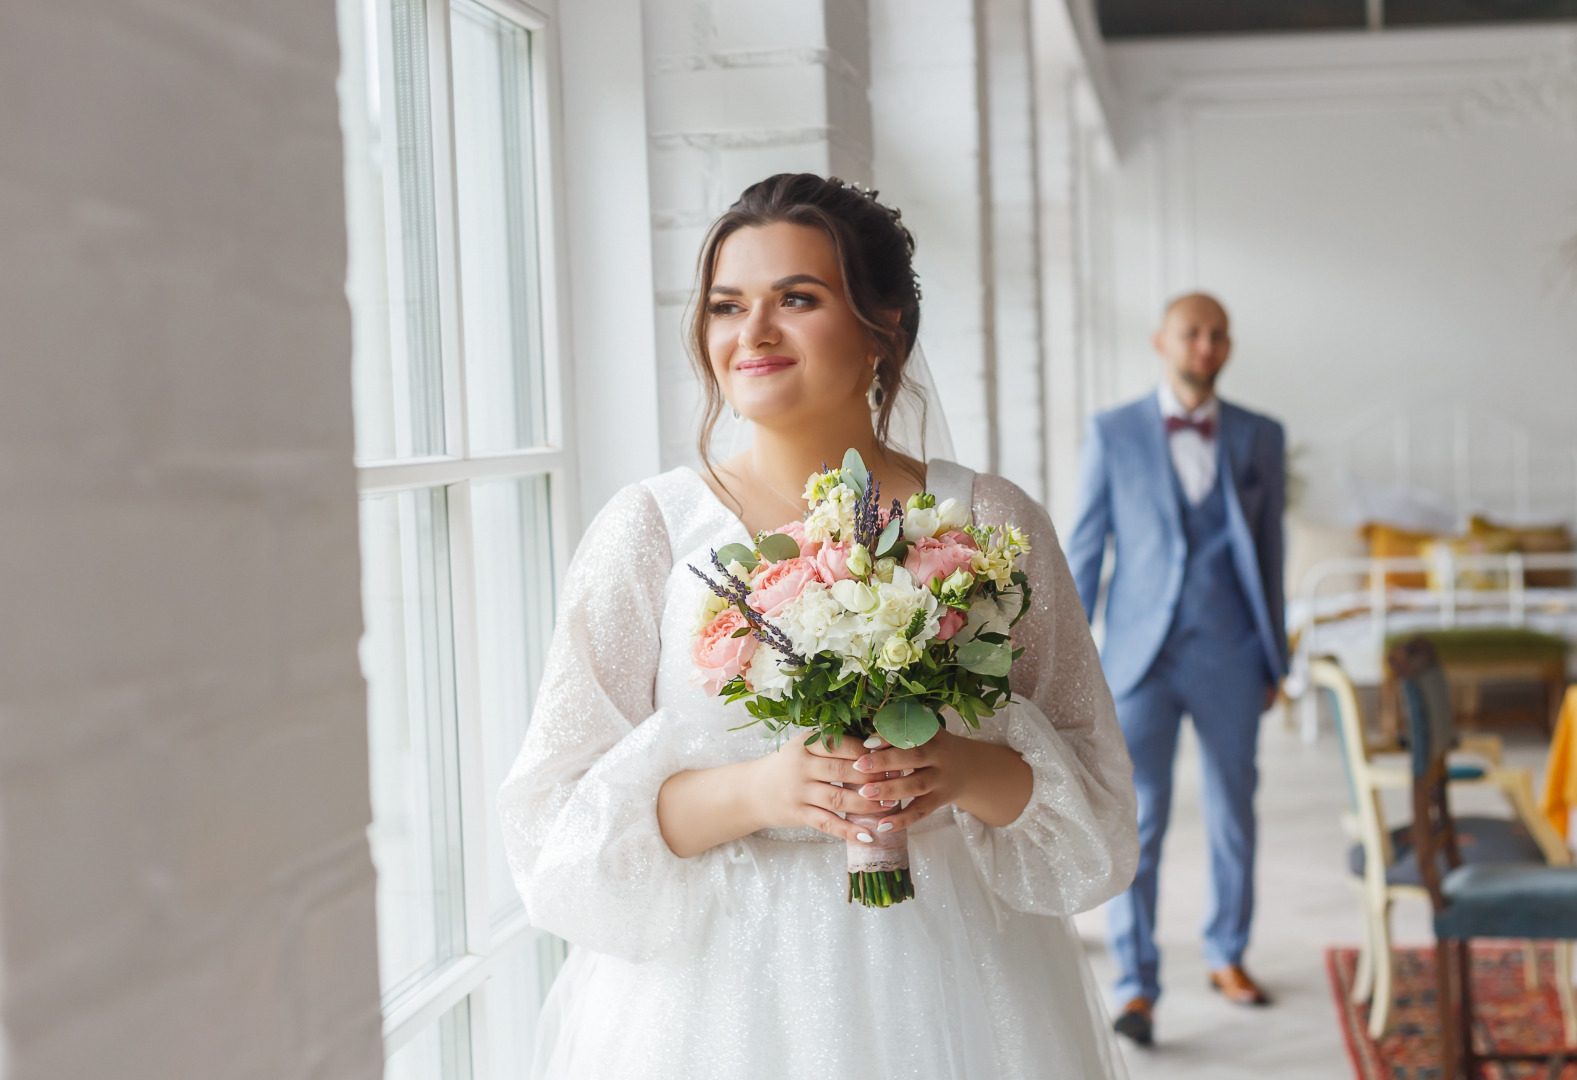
[749,730,890,844]
[852,729,1033,831]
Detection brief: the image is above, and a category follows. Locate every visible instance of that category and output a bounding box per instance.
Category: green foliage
[874,517,903,557]
[716,543,758,574]
[756,532,801,564]
[874,699,939,749]
[720,630,1018,750]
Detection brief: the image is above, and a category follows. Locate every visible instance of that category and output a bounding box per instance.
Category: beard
[1178,367,1217,394]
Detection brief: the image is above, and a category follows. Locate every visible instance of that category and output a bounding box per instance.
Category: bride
[500,173,1138,1078]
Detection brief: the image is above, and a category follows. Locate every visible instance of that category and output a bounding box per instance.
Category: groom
[1067,293,1286,1046]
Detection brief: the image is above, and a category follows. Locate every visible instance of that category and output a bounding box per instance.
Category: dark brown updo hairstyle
[688,173,924,479]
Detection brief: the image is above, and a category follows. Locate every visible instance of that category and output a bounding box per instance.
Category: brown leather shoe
[1208,965,1270,1006]
[1112,997,1154,1046]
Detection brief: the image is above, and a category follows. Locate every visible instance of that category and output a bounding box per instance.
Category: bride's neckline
[681,462,933,541]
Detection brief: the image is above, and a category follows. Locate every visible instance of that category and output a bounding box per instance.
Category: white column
[560,0,664,525]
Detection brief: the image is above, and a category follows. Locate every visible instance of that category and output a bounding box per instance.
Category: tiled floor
[1074,707,1555,1080]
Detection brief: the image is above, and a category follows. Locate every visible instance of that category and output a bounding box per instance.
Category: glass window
[338,0,571,1071]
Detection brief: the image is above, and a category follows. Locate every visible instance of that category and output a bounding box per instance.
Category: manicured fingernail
[863,735,883,748]
[857,832,874,843]
[880,800,896,808]
[859,783,880,797]
[854,757,874,772]
[877,822,895,833]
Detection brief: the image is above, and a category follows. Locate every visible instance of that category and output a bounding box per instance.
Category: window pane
[360,487,467,997]
[471,475,556,922]
[341,0,447,463]
[485,934,566,1077]
[451,1,548,453]
[386,997,473,1080]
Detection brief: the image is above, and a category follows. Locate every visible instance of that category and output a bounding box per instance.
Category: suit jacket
[1066,393,1287,700]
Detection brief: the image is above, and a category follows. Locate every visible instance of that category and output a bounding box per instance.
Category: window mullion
[426,0,472,461]
[446,478,496,965]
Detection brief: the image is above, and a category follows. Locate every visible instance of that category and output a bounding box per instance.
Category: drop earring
[866,372,884,411]
[731,405,744,423]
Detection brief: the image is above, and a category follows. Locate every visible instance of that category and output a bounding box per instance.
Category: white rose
[936,497,971,533]
[695,590,730,633]
[902,506,941,543]
[831,579,879,614]
[876,635,920,671]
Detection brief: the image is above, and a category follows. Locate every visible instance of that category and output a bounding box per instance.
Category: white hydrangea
[804,485,859,543]
[745,644,795,700]
[776,581,867,660]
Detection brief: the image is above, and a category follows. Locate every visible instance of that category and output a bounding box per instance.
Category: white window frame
[349,0,580,1065]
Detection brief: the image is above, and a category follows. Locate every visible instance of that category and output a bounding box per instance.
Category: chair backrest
[1311,655,1398,869]
[1388,636,1462,910]
[1311,656,1370,809]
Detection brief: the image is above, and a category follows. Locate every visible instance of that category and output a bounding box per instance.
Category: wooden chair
[1311,657,1573,1039]
[1390,637,1577,1078]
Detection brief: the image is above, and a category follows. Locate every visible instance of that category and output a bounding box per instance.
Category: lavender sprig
[853,469,882,551]
[689,553,806,665]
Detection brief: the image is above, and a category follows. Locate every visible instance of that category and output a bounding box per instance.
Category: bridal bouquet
[689,450,1032,908]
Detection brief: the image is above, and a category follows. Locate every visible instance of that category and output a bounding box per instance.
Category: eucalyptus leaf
[873,699,940,749]
[716,542,759,574]
[756,532,802,564]
[874,517,902,557]
[841,448,868,485]
[957,639,1013,677]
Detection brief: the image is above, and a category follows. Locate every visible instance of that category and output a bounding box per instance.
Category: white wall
[1085,26,1577,527]
[642,0,876,471]
[0,3,382,1077]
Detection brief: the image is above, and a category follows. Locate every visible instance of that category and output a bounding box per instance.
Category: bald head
[1163,292,1229,329]
[1154,292,1232,408]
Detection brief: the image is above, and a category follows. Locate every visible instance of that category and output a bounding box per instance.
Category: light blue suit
[1067,393,1286,1005]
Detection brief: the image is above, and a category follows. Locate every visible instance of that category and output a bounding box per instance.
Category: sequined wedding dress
[500,461,1138,1079]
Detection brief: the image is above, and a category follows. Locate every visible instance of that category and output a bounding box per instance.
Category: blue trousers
[1105,631,1267,1005]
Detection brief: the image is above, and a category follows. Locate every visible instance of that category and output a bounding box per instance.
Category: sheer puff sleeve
[498,481,726,962]
[952,474,1139,916]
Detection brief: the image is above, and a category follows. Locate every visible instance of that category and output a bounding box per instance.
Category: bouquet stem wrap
[845,813,914,908]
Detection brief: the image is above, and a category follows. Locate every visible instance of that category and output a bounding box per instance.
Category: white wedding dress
[499,460,1139,1079]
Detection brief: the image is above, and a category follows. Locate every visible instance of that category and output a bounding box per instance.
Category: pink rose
[773,519,821,557]
[941,530,978,549]
[814,540,857,584]
[935,607,967,642]
[748,556,822,617]
[692,608,758,696]
[903,535,978,589]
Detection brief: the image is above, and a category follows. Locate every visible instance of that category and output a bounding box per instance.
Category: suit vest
[1162,452,1259,651]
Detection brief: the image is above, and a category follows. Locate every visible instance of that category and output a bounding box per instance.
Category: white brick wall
[0,2,382,1077]
[870,0,996,472]
[642,0,875,469]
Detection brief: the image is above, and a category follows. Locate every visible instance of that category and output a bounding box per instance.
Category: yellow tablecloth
[1543,685,1577,840]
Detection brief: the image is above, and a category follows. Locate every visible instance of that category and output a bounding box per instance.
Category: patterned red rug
[1327,943,1576,1079]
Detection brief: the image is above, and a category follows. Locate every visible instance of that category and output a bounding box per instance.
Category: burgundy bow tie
[1164,414,1215,439]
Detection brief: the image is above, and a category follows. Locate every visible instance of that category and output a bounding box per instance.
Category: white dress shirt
[1157,383,1220,506]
